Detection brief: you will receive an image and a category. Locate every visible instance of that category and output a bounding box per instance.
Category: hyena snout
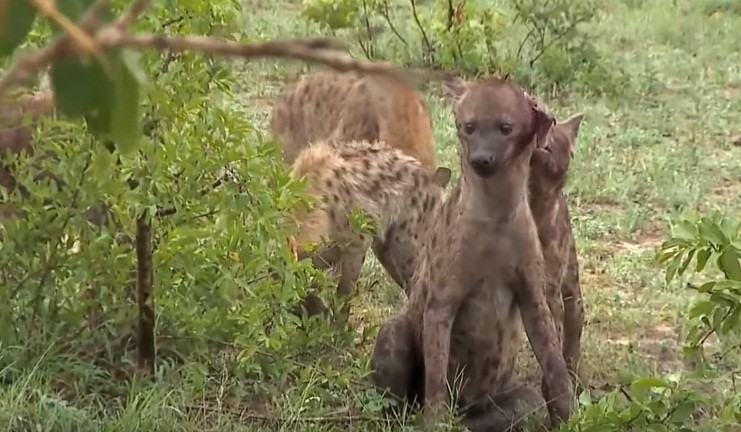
[468,151,497,177]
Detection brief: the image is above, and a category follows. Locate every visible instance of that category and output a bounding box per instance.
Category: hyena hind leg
[370,314,424,414]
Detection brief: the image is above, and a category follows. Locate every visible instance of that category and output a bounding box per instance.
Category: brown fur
[1,90,65,217]
[370,76,574,431]
[1,90,56,127]
[271,70,439,170]
[529,113,586,389]
[289,139,451,319]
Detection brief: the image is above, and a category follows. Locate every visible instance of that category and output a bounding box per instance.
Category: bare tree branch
[0,0,447,100]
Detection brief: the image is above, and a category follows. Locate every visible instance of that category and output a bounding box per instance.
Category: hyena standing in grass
[527,108,587,388]
[288,138,450,320]
[273,69,451,319]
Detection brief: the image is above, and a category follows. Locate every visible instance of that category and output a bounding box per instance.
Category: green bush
[0,0,340,387]
[299,0,628,95]
[553,215,741,430]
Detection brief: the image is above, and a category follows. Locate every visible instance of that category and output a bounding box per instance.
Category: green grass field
[1,0,740,430]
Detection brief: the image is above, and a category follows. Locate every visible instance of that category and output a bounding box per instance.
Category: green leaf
[699,217,728,246]
[711,307,727,332]
[682,345,704,365]
[665,254,682,285]
[109,50,144,154]
[697,281,716,293]
[677,249,695,276]
[688,300,713,319]
[656,248,679,264]
[646,400,668,416]
[631,376,670,401]
[659,238,689,250]
[632,376,670,389]
[0,0,37,57]
[577,389,592,407]
[50,56,111,118]
[719,217,740,240]
[720,307,740,335]
[673,220,698,241]
[83,63,116,136]
[696,248,712,272]
[718,248,741,282]
[669,401,695,424]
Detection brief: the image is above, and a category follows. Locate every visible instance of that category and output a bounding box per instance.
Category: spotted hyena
[271,69,440,170]
[528,111,586,388]
[370,75,574,431]
[289,138,451,319]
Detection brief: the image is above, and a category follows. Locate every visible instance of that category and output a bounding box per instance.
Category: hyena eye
[462,122,476,135]
[499,123,512,135]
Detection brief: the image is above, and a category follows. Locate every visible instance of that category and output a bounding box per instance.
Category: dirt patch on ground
[711,176,741,200]
[614,222,666,254]
[579,197,623,216]
[724,83,741,100]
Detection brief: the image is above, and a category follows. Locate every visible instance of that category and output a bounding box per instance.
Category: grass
[2,0,741,430]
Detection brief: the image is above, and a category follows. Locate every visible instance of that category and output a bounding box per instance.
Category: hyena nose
[469,154,496,176]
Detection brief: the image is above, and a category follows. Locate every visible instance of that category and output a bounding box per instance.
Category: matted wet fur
[370,75,574,431]
[289,139,451,320]
[271,69,439,170]
[529,112,586,389]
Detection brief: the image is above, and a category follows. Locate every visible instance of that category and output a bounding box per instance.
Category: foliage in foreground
[554,215,741,431]
[2,0,342,406]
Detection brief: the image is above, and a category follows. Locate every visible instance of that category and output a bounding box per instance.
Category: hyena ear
[525,93,555,149]
[432,167,452,188]
[560,113,584,151]
[441,74,468,104]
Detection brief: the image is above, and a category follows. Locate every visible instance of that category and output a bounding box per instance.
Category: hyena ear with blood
[524,92,555,149]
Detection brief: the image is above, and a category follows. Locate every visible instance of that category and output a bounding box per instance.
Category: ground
[1,0,740,431]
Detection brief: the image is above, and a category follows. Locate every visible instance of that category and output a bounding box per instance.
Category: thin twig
[515,27,535,63]
[408,0,434,62]
[378,2,407,46]
[110,34,438,82]
[361,0,374,59]
[445,0,455,31]
[155,171,233,217]
[528,20,581,68]
[160,16,186,29]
